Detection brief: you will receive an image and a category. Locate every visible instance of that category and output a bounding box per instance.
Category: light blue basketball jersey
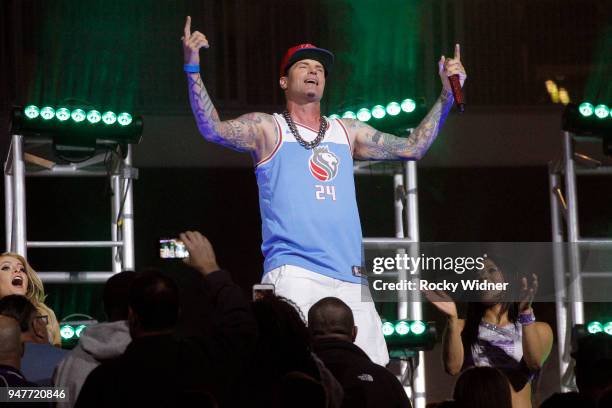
[255,113,363,283]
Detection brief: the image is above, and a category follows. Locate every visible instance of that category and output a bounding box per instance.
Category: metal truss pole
[562,132,584,325]
[404,160,426,408]
[548,164,572,391]
[120,145,136,271]
[11,135,27,257]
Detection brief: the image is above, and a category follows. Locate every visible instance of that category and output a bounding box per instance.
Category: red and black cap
[280,43,334,77]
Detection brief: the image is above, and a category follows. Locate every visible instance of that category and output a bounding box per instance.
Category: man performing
[182,16,466,366]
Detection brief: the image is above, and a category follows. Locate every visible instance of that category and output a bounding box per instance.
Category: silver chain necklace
[282,110,328,150]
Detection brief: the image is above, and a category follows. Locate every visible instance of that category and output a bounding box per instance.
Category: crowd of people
[0,232,611,407]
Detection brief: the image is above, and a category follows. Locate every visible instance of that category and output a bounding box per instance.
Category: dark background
[1,0,611,403]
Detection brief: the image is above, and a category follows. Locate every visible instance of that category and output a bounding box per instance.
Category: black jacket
[75,270,257,408]
[312,339,412,408]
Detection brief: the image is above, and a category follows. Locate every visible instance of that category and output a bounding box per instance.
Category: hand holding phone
[179,231,220,275]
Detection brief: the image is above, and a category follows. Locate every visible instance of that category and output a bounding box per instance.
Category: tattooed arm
[349,91,454,160]
[182,17,270,153]
[186,73,270,152]
[350,43,466,161]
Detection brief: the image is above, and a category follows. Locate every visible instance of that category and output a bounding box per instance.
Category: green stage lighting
[604,322,612,336]
[587,321,603,334]
[382,319,437,350]
[342,111,356,119]
[578,102,594,117]
[102,111,117,125]
[382,321,395,336]
[60,324,76,340]
[71,109,86,123]
[40,106,55,120]
[118,112,133,126]
[395,321,410,335]
[55,108,71,121]
[386,102,401,116]
[24,105,40,119]
[58,317,98,349]
[357,108,372,122]
[87,110,101,123]
[401,98,416,113]
[594,104,610,119]
[371,105,386,119]
[11,105,144,164]
[328,114,340,120]
[75,324,87,338]
[410,320,426,335]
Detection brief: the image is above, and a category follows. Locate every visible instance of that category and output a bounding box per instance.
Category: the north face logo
[357,374,374,382]
[309,146,339,181]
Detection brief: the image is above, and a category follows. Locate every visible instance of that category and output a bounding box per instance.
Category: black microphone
[448,74,465,113]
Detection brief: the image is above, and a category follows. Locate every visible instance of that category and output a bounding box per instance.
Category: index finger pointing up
[454,43,461,61]
[184,16,191,39]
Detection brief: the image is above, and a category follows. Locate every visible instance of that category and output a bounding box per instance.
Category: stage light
[117,112,133,126]
[371,105,386,119]
[587,321,603,334]
[87,110,101,123]
[545,80,558,95]
[386,102,401,116]
[40,106,55,120]
[401,98,416,113]
[60,324,76,340]
[71,108,86,123]
[563,103,612,144]
[11,104,144,164]
[382,319,437,350]
[604,322,612,336]
[328,114,340,120]
[75,324,87,338]
[24,105,40,119]
[55,108,71,121]
[558,88,570,105]
[59,316,98,349]
[594,104,610,119]
[410,320,426,335]
[342,111,356,119]
[578,102,594,117]
[382,321,395,336]
[357,108,372,122]
[102,111,117,125]
[395,321,410,335]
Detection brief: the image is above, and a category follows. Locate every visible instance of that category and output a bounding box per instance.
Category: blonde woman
[0,253,60,346]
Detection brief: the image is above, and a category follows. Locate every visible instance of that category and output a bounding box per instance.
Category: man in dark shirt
[308,297,411,408]
[0,315,37,387]
[75,232,257,408]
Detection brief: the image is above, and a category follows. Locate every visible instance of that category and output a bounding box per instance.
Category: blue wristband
[183,64,200,73]
[518,310,536,326]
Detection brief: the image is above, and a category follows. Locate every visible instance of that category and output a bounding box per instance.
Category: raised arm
[425,290,465,375]
[349,44,466,161]
[518,275,554,370]
[182,16,273,154]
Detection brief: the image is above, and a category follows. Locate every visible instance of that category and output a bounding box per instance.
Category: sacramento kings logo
[309,146,339,181]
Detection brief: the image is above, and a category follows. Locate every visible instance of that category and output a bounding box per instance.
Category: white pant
[262,264,390,366]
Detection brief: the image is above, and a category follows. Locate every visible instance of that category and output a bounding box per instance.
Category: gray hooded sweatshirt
[53,320,131,408]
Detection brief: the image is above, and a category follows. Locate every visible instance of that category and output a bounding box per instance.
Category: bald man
[308,297,411,408]
[0,315,37,387]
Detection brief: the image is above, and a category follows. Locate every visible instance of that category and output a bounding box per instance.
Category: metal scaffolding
[357,157,427,408]
[4,134,137,283]
[548,131,612,391]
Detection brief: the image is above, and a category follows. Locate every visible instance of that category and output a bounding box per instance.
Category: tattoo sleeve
[186,73,259,152]
[354,90,454,160]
